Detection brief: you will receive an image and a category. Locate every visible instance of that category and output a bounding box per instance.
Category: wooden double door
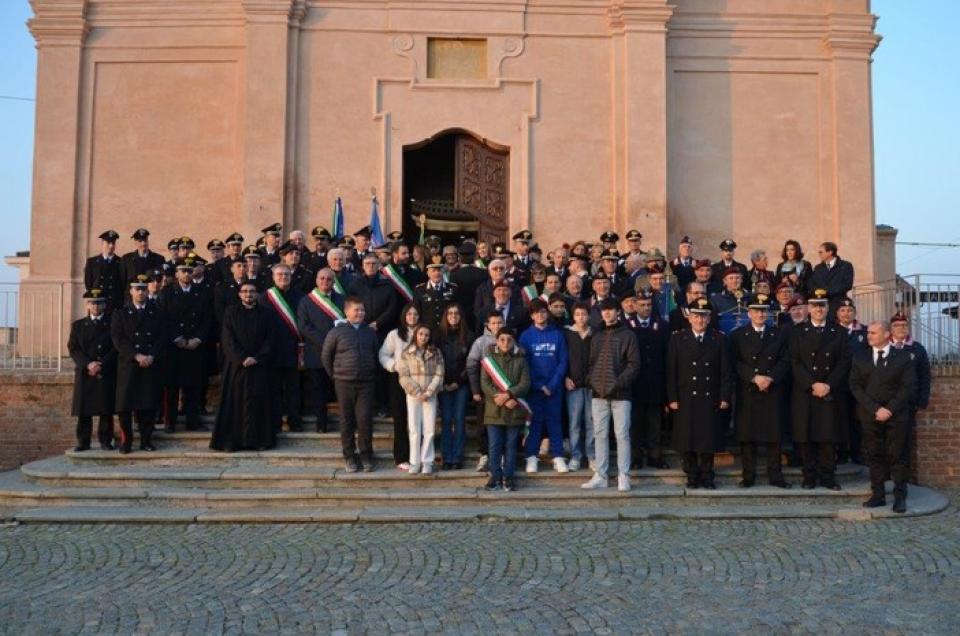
[453,136,509,246]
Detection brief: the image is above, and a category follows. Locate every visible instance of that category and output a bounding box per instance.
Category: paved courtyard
[0,493,958,635]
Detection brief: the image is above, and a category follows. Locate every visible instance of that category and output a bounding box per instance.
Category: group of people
[71,224,931,512]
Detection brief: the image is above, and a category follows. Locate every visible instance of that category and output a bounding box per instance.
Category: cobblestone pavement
[0,493,958,635]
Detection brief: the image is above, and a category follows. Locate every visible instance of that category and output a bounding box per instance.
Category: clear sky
[0,0,958,283]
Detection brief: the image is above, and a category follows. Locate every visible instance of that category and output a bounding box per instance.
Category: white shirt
[873,344,891,365]
[826,257,837,270]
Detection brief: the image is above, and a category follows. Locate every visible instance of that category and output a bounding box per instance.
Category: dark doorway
[402,130,509,246]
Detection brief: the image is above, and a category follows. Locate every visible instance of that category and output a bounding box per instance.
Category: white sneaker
[409,464,420,475]
[422,463,433,475]
[581,473,608,489]
[617,474,631,492]
[553,457,569,473]
[526,456,539,473]
[568,459,581,472]
[476,454,488,472]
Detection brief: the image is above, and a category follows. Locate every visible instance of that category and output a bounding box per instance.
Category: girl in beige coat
[396,325,445,473]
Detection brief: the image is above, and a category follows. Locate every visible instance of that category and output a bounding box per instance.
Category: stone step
[0,480,947,523]
[21,456,864,490]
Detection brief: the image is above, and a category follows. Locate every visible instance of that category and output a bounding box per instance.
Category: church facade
[25,0,880,323]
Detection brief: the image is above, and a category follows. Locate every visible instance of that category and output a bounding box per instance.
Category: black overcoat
[730,324,790,442]
[68,316,117,416]
[667,328,734,453]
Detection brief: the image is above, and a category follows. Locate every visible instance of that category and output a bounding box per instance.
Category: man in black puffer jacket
[321,296,380,472]
[582,298,641,492]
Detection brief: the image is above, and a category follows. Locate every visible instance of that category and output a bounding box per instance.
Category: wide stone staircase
[0,411,948,523]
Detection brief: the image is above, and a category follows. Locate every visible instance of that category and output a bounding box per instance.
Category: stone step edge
[0,482,878,503]
[1,485,947,524]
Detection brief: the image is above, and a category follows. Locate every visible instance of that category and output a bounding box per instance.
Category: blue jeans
[487,425,521,481]
[566,387,595,463]
[591,398,631,477]
[438,384,469,463]
[524,390,564,458]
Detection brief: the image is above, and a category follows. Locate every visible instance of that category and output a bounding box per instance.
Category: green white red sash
[308,289,345,321]
[480,354,532,424]
[333,276,345,296]
[266,287,300,338]
[265,286,304,368]
[520,284,539,305]
[380,264,414,302]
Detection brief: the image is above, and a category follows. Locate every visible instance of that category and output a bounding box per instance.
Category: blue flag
[331,197,344,241]
[369,196,385,248]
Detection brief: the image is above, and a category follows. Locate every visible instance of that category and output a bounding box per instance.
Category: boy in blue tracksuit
[519,299,569,472]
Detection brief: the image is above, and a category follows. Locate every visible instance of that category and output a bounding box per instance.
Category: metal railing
[851,274,960,374]
[0,282,63,372]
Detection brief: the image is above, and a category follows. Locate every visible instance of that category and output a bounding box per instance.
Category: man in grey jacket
[466,310,505,472]
[321,296,380,472]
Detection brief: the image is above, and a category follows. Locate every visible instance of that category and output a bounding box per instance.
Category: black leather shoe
[73,445,90,452]
[892,496,907,514]
[862,495,886,508]
[822,483,842,491]
[288,422,303,433]
[769,480,792,489]
[686,479,699,489]
[100,442,115,451]
[164,422,175,434]
[315,420,328,433]
[738,479,755,488]
[801,481,816,490]
[119,445,132,455]
[648,459,670,470]
[702,481,717,490]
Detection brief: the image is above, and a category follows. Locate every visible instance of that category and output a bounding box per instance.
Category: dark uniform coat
[730,324,790,442]
[83,255,124,312]
[710,259,750,290]
[164,284,213,388]
[667,328,734,453]
[120,250,165,284]
[789,320,850,443]
[414,281,458,331]
[68,315,117,416]
[629,317,669,405]
[111,303,165,411]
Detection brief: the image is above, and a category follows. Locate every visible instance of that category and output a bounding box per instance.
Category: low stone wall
[2,370,960,486]
[0,373,74,471]
[915,369,960,487]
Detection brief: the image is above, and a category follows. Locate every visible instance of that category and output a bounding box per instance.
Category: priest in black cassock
[211,282,275,452]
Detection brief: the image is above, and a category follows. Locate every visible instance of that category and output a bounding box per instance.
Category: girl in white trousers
[396,325,445,474]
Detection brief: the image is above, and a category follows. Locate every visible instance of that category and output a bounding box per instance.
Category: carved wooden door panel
[455,136,509,245]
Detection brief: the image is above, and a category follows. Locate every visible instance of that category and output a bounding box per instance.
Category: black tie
[876,350,885,367]
[696,334,703,344]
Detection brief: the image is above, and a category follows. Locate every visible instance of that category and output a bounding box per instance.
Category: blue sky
[1,0,958,282]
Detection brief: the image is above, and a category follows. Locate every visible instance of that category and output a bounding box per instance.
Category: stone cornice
[823,13,881,60]
[28,0,90,47]
[242,0,300,24]
[608,0,675,34]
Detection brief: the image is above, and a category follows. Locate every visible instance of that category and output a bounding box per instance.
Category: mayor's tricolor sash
[333,276,345,296]
[480,354,532,426]
[520,284,539,305]
[266,287,304,368]
[308,289,345,321]
[380,264,415,302]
